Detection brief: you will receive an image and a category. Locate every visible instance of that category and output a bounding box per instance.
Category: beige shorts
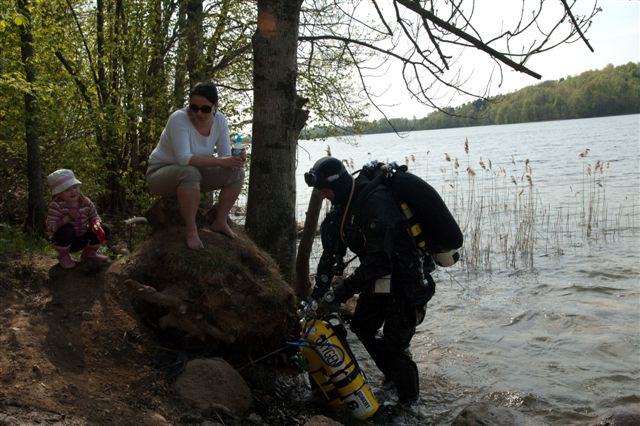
[146,164,244,197]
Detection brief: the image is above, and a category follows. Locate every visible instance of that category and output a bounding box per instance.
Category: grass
[0,223,51,268]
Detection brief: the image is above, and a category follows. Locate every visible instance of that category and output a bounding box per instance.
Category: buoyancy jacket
[339,175,435,305]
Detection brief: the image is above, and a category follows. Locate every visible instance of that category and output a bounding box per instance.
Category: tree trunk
[246,0,307,284]
[18,0,46,235]
[139,0,167,165]
[173,1,189,107]
[185,0,205,87]
[295,189,323,299]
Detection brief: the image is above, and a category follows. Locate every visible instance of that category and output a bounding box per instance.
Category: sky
[368,0,640,120]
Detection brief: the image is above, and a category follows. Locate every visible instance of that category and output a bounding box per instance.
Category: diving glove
[332,277,356,303]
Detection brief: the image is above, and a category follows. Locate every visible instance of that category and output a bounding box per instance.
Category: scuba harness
[316,160,463,296]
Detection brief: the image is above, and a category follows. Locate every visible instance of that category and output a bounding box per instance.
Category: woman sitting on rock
[146,81,245,248]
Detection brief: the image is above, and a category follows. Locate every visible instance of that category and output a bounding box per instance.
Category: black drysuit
[329,175,435,402]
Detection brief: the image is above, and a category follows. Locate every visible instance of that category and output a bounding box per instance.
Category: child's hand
[67,209,79,220]
[93,222,106,242]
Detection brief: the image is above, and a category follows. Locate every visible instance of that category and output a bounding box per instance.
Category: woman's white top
[148,108,231,166]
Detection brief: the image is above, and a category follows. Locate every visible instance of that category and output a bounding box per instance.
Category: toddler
[46,169,110,269]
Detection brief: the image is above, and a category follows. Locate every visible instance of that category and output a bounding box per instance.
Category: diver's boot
[395,358,420,403]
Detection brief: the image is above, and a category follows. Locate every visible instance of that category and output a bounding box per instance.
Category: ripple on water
[562,283,626,294]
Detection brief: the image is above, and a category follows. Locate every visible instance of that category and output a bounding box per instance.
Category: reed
[427,141,629,272]
[302,139,634,276]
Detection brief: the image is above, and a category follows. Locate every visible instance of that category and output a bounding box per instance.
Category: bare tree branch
[560,0,595,52]
[54,51,93,109]
[64,0,99,88]
[395,0,542,79]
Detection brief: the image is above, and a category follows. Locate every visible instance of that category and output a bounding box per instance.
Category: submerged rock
[452,402,543,426]
[590,407,640,426]
[304,415,344,426]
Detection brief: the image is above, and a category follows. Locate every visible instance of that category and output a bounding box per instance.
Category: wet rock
[304,415,344,426]
[174,358,252,417]
[452,402,542,426]
[590,407,640,426]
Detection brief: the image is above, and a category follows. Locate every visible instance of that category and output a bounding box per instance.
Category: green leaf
[13,14,28,27]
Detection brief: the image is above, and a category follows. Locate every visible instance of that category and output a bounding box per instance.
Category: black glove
[318,299,340,315]
[311,282,329,301]
[333,277,356,303]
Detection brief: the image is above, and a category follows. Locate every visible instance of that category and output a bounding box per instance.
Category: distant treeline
[301,62,640,139]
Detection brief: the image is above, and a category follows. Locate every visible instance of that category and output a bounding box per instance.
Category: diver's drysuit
[318,173,435,402]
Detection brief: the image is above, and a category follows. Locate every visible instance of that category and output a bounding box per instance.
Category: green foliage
[302,63,640,138]
[0,0,258,223]
[0,0,372,225]
[0,223,51,267]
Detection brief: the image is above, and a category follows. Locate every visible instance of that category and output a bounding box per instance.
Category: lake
[294,114,640,424]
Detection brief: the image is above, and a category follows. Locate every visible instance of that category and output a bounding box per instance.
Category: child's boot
[54,246,76,269]
[81,244,109,262]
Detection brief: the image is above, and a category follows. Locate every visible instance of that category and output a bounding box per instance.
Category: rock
[145,198,213,231]
[174,358,252,417]
[246,412,264,424]
[452,402,542,426]
[120,225,298,354]
[304,415,344,426]
[590,407,640,426]
[143,411,172,426]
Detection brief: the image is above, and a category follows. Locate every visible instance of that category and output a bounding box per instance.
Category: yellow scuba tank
[299,314,379,420]
[300,321,341,407]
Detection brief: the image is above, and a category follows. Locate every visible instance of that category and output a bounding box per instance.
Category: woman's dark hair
[189,81,219,105]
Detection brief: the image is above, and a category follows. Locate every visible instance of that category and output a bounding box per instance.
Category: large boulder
[120,223,298,355]
[173,358,252,416]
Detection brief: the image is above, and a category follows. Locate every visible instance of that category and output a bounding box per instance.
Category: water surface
[295,115,640,424]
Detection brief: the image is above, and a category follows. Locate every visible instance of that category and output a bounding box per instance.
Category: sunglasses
[189,104,214,114]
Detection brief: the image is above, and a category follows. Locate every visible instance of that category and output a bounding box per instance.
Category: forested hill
[302,62,640,138]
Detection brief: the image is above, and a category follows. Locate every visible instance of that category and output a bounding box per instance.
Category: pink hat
[47,169,82,196]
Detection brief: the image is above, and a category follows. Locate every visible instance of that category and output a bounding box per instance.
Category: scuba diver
[304,156,441,403]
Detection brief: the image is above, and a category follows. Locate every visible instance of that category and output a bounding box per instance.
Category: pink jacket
[46,199,101,236]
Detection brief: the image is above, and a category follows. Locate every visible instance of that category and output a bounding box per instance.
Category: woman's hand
[222,155,245,170]
[189,154,245,169]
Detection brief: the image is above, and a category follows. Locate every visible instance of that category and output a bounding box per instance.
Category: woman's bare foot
[186,232,204,249]
[210,221,237,239]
